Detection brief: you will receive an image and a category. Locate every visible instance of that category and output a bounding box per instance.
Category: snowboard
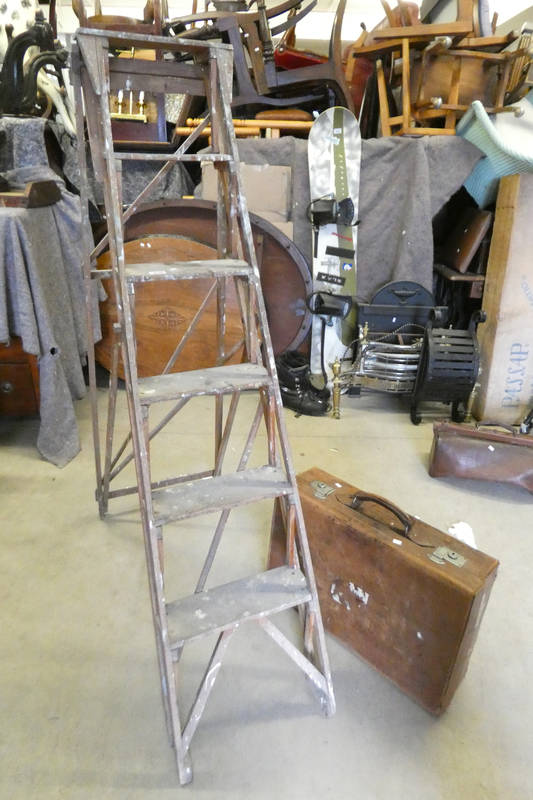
[307,106,361,382]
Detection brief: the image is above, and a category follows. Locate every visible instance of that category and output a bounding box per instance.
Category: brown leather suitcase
[269,467,499,715]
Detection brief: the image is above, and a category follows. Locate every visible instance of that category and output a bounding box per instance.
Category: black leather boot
[275,351,330,416]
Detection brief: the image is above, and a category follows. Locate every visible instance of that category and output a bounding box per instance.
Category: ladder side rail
[269,495,301,571]
[83,37,157,554]
[71,45,104,513]
[80,67,125,311]
[205,54,230,463]
[83,36,192,773]
[216,48,294,464]
[77,30,188,768]
[215,47,336,714]
[213,53,320,632]
[215,50,263,363]
[206,54,231,267]
[213,50,306,482]
[93,37,165,567]
[208,52,257,366]
[81,56,146,514]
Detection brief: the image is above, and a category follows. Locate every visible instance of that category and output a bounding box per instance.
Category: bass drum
[95,199,312,378]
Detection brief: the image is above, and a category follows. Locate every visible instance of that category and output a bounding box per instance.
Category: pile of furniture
[347,1,532,137]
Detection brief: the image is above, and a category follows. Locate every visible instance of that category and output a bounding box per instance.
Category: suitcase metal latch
[429,547,466,567]
[310,480,336,500]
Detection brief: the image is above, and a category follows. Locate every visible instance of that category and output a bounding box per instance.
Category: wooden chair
[166,0,353,112]
[72,0,170,145]
[72,0,167,33]
[505,23,533,103]
[349,0,522,135]
[374,29,525,135]
[372,0,484,44]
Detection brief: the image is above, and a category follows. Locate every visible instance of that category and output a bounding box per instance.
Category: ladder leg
[214,45,336,715]
[72,52,104,514]
[96,48,193,774]
[100,330,120,516]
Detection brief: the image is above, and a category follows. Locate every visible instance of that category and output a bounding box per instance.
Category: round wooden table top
[95,199,312,377]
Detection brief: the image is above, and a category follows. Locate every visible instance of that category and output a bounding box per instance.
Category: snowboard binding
[307,196,359,228]
[307,291,353,389]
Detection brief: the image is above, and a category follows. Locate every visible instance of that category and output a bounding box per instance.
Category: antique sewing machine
[0,11,69,118]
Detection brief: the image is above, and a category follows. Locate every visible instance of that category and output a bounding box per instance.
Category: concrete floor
[1,388,532,800]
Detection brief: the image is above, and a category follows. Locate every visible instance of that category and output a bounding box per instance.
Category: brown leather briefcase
[269,467,498,715]
[429,420,533,493]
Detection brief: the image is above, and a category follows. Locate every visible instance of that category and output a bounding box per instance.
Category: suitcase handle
[350,494,412,537]
[476,421,517,436]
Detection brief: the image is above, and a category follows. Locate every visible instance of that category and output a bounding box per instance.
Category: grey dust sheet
[235,135,482,301]
[0,165,99,467]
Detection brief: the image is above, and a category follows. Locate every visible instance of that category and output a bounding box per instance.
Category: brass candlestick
[332,358,341,419]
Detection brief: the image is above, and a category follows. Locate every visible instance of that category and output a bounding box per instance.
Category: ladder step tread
[152,465,292,524]
[125,259,251,282]
[166,566,311,647]
[114,153,233,163]
[139,363,271,404]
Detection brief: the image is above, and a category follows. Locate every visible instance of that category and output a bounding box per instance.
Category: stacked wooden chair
[347,0,531,136]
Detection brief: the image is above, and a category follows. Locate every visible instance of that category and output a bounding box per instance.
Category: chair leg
[401,37,412,133]
[376,59,392,136]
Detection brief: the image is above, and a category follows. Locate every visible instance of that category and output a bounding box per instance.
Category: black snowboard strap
[325,245,355,260]
[337,197,356,226]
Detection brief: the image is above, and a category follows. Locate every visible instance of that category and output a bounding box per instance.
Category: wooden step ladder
[71,28,335,785]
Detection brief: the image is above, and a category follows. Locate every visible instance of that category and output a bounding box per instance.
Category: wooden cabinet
[0,337,40,416]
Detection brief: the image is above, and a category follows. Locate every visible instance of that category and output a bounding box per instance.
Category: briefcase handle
[350,494,412,537]
[476,421,517,436]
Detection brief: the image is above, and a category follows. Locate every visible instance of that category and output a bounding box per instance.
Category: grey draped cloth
[233,135,483,301]
[49,120,194,206]
[0,162,98,467]
[0,116,191,465]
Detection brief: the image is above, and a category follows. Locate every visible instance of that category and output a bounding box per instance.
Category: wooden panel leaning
[270,467,499,715]
[473,173,533,424]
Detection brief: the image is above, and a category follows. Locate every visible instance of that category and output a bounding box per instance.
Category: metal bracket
[429,547,466,567]
[310,480,335,500]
